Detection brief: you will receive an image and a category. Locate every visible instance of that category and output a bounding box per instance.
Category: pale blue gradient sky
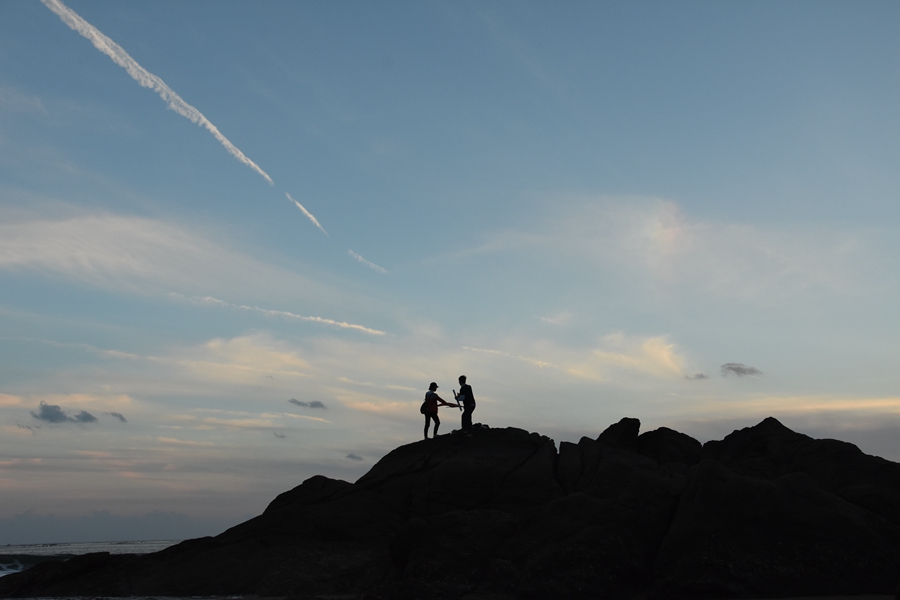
[1,0,899,543]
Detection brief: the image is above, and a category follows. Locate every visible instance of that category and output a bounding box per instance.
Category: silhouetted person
[454,375,475,436]
[423,382,454,439]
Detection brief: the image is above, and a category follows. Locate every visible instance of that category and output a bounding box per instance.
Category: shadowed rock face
[2,418,899,599]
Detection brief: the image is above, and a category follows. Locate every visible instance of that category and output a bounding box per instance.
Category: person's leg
[433,414,440,437]
[462,405,473,431]
[424,414,431,439]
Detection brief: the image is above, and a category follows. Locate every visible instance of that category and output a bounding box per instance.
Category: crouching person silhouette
[423,382,455,439]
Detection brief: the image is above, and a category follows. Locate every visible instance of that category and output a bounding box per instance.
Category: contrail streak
[348,249,387,274]
[462,346,555,369]
[245,303,382,335]
[172,293,384,335]
[41,0,274,185]
[286,193,327,234]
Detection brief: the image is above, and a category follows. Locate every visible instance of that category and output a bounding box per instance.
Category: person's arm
[434,394,454,406]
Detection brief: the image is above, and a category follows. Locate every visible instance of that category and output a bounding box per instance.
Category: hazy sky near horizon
[1,0,899,543]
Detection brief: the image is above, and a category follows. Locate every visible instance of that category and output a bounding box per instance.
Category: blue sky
[1,0,899,543]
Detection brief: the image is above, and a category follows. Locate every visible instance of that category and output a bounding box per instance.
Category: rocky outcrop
[2,418,899,599]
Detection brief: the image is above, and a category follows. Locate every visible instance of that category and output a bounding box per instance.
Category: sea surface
[0,540,296,599]
[0,539,179,578]
[0,540,263,599]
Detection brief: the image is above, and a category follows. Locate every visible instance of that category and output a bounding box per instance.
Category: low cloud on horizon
[721,363,763,377]
[288,399,326,410]
[31,401,97,424]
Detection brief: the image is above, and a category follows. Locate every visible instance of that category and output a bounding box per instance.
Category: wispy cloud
[721,363,763,378]
[40,0,273,185]
[473,5,569,98]
[346,453,363,461]
[730,396,900,416]
[591,335,685,379]
[334,377,416,392]
[170,408,331,431]
[463,334,688,384]
[286,193,327,234]
[173,293,385,336]
[685,373,709,380]
[22,334,319,394]
[107,411,127,422]
[0,394,23,407]
[0,87,47,115]
[172,294,229,308]
[157,437,215,447]
[281,413,330,423]
[288,398,326,409]
[460,197,883,302]
[463,346,555,369]
[348,249,387,274]
[0,212,331,302]
[538,312,572,325]
[0,214,211,291]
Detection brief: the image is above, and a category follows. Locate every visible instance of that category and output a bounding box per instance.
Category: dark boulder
[357,426,563,513]
[637,426,703,466]
[703,416,900,527]
[596,416,641,450]
[654,459,900,599]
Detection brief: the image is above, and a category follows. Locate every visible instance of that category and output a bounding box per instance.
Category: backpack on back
[421,389,436,415]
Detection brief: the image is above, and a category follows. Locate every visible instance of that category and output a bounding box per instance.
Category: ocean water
[0,539,179,579]
[0,540,263,599]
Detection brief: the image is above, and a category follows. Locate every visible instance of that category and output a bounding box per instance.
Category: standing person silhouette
[455,375,475,436]
[423,382,454,439]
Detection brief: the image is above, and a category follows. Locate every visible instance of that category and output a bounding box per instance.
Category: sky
[1,0,899,544]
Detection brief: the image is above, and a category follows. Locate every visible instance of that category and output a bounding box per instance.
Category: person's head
[429,382,438,391]
[458,375,466,384]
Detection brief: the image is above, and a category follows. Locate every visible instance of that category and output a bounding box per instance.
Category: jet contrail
[245,303,382,335]
[348,249,387,274]
[41,0,274,185]
[286,193,327,235]
[172,293,384,335]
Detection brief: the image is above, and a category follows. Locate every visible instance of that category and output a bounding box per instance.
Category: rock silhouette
[2,417,899,599]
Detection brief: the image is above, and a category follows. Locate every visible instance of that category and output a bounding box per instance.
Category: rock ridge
[2,417,899,599]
